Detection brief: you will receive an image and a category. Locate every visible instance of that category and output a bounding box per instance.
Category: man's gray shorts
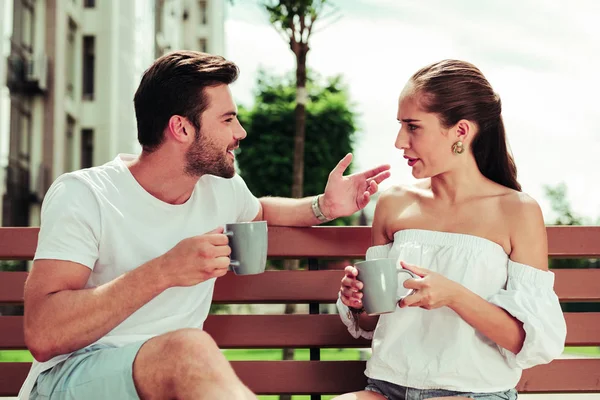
[30,340,145,400]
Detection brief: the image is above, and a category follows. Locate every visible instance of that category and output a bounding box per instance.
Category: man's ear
[166,115,195,144]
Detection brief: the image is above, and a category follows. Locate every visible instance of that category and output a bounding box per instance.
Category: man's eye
[225,118,233,123]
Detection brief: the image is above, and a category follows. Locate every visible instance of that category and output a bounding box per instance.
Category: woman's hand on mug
[399,261,462,310]
[340,266,364,308]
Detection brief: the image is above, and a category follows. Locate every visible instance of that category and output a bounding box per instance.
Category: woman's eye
[408,124,418,131]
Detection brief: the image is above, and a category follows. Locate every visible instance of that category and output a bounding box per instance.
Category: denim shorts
[30,341,145,400]
[366,378,518,400]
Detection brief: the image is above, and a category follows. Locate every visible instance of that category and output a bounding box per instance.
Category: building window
[84,0,96,7]
[66,18,77,99]
[22,2,34,51]
[18,111,32,160]
[82,36,95,100]
[199,38,207,53]
[81,129,94,168]
[65,116,75,172]
[199,1,208,25]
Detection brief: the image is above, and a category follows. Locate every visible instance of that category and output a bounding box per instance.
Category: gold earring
[452,141,464,154]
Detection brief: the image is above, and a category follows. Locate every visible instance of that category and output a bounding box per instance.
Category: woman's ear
[455,119,474,143]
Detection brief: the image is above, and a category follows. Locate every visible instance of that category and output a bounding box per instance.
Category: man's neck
[126,151,199,205]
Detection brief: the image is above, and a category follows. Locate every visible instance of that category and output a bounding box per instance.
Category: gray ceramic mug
[224,221,268,275]
[355,258,418,315]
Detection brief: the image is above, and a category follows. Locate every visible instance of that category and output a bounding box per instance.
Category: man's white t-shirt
[18,154,261,399]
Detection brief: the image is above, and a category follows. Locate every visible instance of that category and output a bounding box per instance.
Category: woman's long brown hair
[410,60,521,191]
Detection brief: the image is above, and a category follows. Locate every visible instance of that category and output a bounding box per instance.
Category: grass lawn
[0,348,364,363]
[4,347,598,360]
[564,346,600,356]
[0,349,33,362]
[222,348,364,361]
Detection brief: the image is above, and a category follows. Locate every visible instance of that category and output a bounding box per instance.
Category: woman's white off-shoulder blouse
[336,229,566,392]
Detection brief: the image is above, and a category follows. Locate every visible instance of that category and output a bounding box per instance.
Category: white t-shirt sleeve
[487,260,567,369]
[231,174,261,222]
[34,175,101,270]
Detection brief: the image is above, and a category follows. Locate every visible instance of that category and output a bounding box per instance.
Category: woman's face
[395,92,456,179]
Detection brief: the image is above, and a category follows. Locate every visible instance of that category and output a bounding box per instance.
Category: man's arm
[25,229,231,362]
[254,154,391,226]
[254,196,324,226]
[24,258,167,362]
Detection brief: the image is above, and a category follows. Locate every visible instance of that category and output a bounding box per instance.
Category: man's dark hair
[134,51,239,152]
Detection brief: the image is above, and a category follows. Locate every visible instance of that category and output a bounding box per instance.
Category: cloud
[356,0,600,74]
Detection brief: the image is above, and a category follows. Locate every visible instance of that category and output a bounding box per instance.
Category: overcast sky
[224,0,600,223]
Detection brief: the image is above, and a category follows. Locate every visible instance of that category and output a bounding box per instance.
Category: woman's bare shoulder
[499,190,548,269]
[372,183,426,244]
[378,181,429,205]
[499,190,544,220]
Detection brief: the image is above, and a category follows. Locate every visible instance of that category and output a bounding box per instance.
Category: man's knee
[147,329,226,375]
[162,328,220,361]
[134,329,236,398]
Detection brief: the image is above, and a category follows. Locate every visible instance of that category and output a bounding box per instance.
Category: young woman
[335,60,566,400]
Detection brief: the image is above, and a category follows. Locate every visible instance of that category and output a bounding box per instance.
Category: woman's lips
[404,156,419,167]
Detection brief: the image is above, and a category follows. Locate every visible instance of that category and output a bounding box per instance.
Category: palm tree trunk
[280,42,309,400]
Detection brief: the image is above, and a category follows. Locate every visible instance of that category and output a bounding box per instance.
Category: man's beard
[184,133,237,178]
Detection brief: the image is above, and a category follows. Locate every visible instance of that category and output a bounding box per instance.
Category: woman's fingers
[399,292,421,308]
[341,286,363,299]
[400,261,428,277]
[340,289,363,308]
[342,275,363,290]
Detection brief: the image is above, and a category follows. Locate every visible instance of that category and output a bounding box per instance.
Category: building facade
[1,0,226,227]
[0,0,14,226]
[154,0,225,57]
[3,0,140,227]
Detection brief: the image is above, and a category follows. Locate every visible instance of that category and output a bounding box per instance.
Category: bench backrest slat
[1,313,599,350]
[2,226,600,259]
[2,269,600,304]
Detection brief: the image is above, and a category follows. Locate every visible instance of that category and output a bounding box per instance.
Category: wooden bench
[1,226,599,397]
